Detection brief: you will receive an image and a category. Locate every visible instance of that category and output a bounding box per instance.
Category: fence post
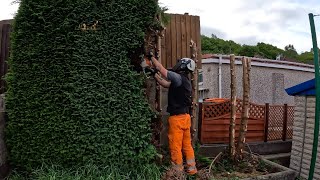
[282,104,288,141]
[264,103,269,142]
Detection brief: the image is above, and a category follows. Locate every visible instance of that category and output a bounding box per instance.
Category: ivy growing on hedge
[5,0,159,170]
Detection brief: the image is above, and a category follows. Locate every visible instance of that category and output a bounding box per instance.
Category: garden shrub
[6,0,159,170]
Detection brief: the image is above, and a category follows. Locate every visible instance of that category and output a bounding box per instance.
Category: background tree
[201,35,313,64]
[297,51,314,64]
[238,45,259,57]
[283,44,298,60]
[201,35,241,55]
[256,42,284,59]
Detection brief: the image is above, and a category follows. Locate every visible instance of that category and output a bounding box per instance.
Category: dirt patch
[161,166,186,180]
[195,152,280,180]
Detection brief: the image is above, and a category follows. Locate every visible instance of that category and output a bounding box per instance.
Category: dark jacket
[167,73,192,115]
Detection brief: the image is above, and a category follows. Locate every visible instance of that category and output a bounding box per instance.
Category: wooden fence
[199,99,294,144]
[0,20,11,94]
[161,13,201,69]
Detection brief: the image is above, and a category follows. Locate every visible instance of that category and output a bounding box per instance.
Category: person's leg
[168,115,184,171]
[182,114,197,175]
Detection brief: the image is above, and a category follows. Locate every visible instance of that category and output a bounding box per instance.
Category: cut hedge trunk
[6,0,160,170]
[229,54,236,159]
[190,40,198,142]
[237,57,251,158]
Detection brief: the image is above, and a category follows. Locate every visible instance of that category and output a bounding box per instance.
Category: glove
[146,51,154,60]
[145,67,158,76]
[151,68,159,76]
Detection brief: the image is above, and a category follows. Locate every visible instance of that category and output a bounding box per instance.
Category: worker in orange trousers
[148,52,197,175]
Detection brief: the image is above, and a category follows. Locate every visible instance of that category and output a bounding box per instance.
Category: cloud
[0,0,18,21]
[160,0,320,52]
[2,0,320,53]
[201,26,227,39]
[233,36,260,46]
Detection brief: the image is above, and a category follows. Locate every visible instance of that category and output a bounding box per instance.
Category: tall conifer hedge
[5,0,159,170]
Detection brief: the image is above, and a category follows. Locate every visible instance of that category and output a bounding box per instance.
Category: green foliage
[201,35,241,55]
[238,45,259,57]
[283,44,298,60]
[256,42,284,59]
[194,143,211,166]
[201,35,315,64]
[7,163,162,180]
[297,51,315,64]
[6,0,159,170]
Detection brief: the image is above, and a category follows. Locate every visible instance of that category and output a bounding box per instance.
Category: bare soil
[195,152,280,180]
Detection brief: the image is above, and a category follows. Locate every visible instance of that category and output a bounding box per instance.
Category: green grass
[7,164,162,180]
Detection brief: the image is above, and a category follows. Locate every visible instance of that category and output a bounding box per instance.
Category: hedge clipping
[6,0,160,170]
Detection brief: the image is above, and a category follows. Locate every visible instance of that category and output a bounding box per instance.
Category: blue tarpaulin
[285,79,316,96]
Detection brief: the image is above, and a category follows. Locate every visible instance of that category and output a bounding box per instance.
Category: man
[148,53,197,175]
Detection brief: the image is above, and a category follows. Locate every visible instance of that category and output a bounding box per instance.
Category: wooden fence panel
[162,14,201,69]
[169,15,176,68]
[267,104,294,141]
[200,99,265,144]
[0,21,11,94]
[200,99,295,144]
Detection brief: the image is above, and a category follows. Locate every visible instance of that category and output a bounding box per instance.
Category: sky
[159,0,320,53]
[1,0,320,53]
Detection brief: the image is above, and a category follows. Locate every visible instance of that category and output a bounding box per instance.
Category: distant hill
[201,34,315,65]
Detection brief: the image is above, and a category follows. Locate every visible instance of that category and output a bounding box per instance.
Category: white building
[199,54,315,105]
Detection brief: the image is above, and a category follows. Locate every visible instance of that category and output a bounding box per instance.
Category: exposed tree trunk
[155,29,164,113]
[229,54,236,160]
[237,57,251,159]
[190,40,198,143]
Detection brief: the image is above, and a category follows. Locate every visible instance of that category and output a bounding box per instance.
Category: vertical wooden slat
[1,25,9,94]
[175,15,181,65]
[264,103,270,142]
[282,104,288,141]
[0,25,5,94]
[201,104,206,143]
[195,16,202,69]
[190,16,197,60]
[161,29,167,67]
[185,14,191,59]
[4,25,10,93]
[0,25,3,72]
[198,102,203,143]
[165,19,171,68]
[170,14,177,68]
[181,14,187,58]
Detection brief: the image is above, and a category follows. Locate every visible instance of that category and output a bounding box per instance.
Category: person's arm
[150,57,168,79]
[154,73,171,88]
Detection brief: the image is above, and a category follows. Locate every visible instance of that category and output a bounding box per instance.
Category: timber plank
[181,14,187,58]
[175,14,181,64]
[170,14,177,68]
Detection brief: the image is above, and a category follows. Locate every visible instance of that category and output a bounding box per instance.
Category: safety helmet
[172,58,196,72]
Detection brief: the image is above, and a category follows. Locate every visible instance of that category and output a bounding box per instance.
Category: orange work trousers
[168,113,197,175]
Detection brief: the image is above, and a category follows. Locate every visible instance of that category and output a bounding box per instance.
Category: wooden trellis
[200,99,265,144]
[199,99,294,144]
